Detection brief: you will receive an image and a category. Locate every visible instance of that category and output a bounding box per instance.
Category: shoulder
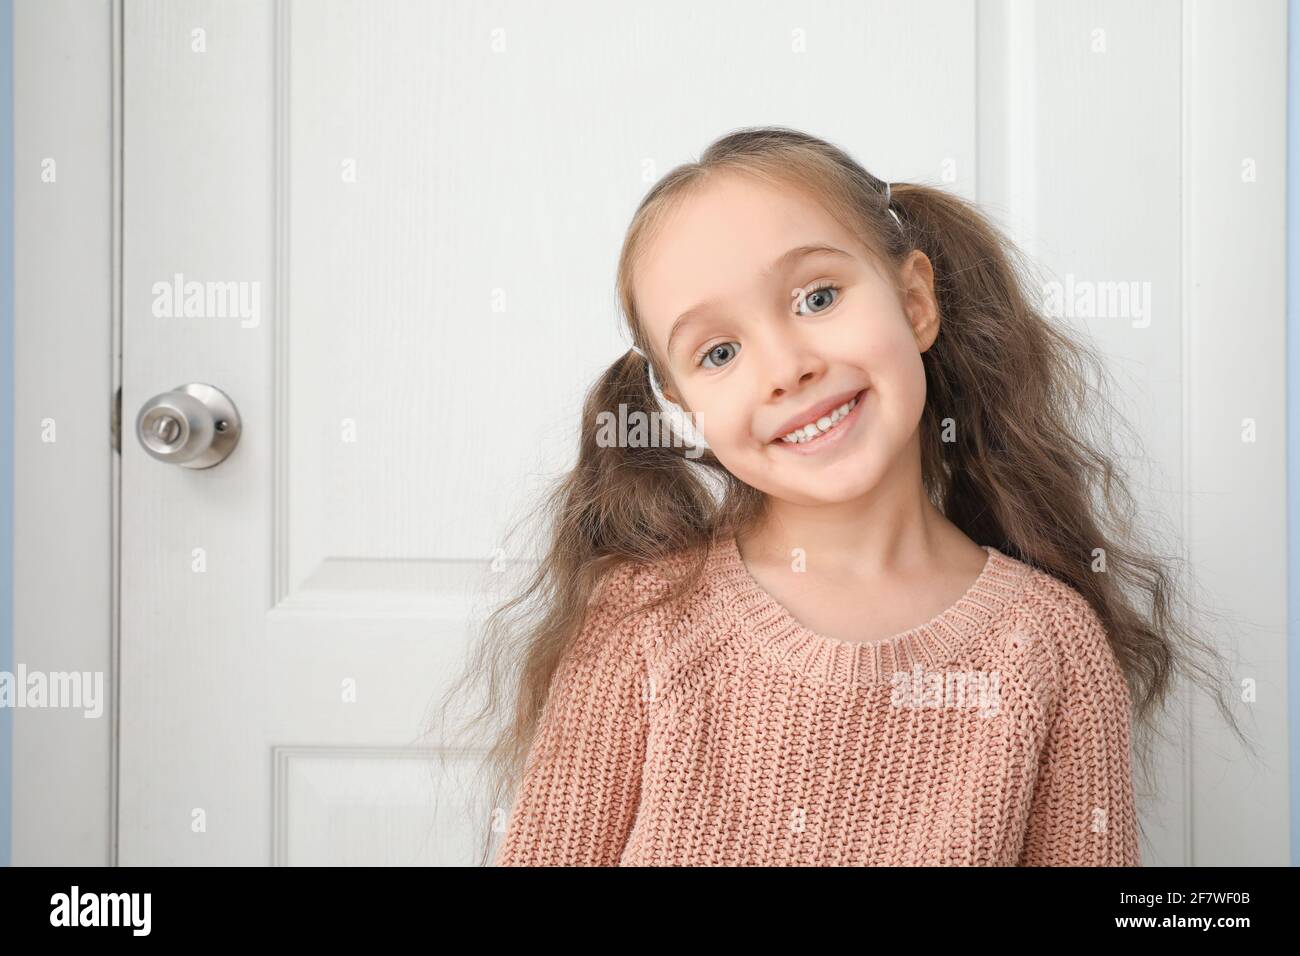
[1010,563,1131,710]
[1022,570,1111,657]
[597,542,720,605]
[975,551,1104,657]
[590,544,723,662]
[575,553,700,660]
[1015,563,1100,624]
[591,552,695,613]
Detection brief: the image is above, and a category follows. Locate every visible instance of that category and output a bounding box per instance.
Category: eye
[795,281,840,316]
[697,341,740,370]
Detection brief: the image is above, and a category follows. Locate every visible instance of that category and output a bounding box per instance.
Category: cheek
[693,398,749,450]
[875,335,929,424]
[847,316,928,423]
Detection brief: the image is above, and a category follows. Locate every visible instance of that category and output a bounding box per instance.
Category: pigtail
[427,347,761,865]
[888,183,1107,554]
[890,181,1250,774]
[564,348,715,574]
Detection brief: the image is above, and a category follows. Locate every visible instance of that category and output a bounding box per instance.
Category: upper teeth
[779,395,859,443]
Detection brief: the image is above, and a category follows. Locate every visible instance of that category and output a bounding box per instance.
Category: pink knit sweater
[494,536,1141,866]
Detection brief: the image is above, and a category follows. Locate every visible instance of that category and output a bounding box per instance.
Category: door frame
[8,0,119,866]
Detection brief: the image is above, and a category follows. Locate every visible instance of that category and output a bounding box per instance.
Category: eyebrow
[665,244,855,357]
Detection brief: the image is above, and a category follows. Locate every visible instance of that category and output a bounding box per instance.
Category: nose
[762,331,827,399]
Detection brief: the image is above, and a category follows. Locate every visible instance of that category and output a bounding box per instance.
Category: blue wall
[0,0,14,869]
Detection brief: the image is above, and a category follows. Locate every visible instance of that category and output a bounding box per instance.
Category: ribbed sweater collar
[706,534,1035,687]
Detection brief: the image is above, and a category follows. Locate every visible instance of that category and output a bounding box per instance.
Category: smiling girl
[443,126,1246,867]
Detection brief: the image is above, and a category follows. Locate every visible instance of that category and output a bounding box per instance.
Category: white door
[116,0,1285,866]
[118,0,987,866]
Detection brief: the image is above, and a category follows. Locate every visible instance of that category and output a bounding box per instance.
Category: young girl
[440,126,1247,867]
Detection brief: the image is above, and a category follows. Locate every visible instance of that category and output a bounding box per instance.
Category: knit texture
[494,536,1141,867]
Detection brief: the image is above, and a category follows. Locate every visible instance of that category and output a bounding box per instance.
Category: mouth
[769,388,868,455]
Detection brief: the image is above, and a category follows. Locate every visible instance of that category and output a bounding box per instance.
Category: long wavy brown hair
[424,126,1253,866]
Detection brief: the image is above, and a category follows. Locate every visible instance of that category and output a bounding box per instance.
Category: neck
[738,430,965,576]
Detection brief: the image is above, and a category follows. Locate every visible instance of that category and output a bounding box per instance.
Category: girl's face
[634,172,941,507]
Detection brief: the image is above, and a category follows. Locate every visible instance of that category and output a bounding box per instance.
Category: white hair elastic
[883,181,903,229]
[626,344,662,394]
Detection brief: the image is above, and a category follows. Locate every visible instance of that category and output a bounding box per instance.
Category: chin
[778,473,877,505]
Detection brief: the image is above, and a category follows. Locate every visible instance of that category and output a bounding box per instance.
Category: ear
[899,250,940,352]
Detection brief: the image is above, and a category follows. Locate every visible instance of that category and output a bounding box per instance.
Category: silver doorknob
[135,383,242,469]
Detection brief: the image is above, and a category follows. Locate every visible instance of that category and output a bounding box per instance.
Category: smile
[771,388,868,454]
